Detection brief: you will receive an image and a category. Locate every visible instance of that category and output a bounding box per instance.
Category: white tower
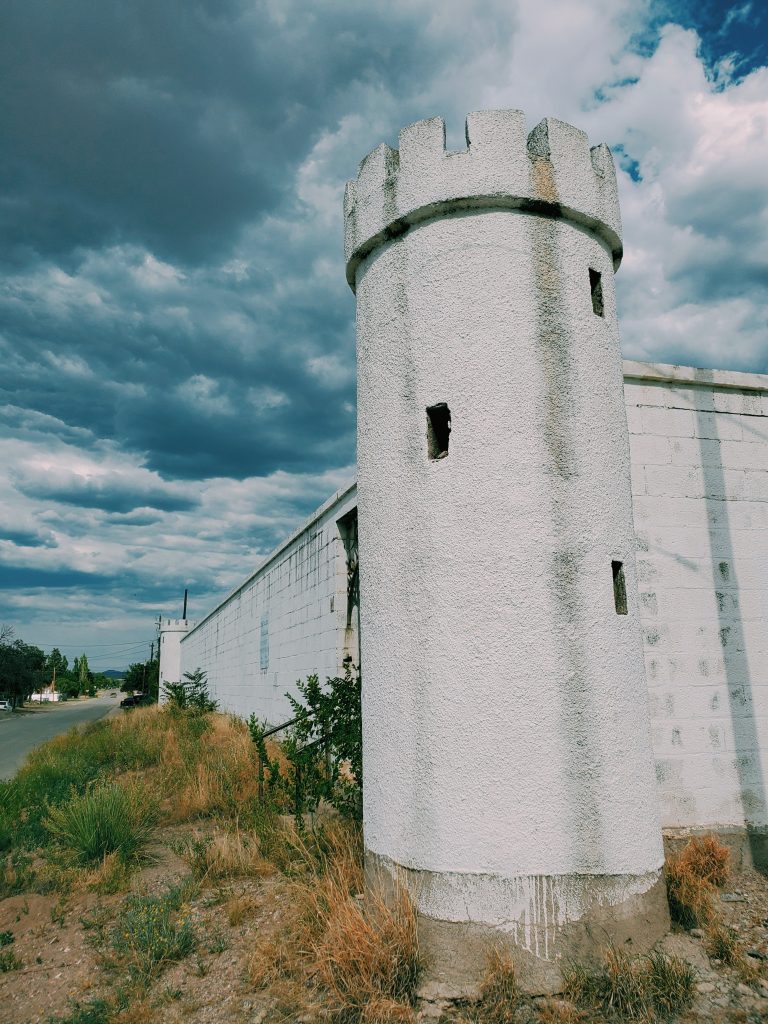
[345,111,668,993]
[158,617,195,703]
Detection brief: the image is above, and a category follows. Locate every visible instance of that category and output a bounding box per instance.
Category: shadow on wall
[699,408,767,872]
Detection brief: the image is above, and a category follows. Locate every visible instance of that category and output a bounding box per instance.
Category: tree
[0,632,47,707]
[121,659,159,701]
[46,648,68,680]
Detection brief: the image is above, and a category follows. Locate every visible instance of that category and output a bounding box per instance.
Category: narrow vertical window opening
[589,268,604,317]
[427,402,451,460]
[612,560,628,615]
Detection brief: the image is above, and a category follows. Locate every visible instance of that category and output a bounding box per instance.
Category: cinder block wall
[178,361,768,840]
[180,482,358,724]
[626,360,768,836]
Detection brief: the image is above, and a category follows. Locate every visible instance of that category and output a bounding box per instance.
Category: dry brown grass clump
[665,834,730,928]
[470,946,521,1023]
[247,822,420,1022]
[181,825,274,881]
[226,891,261,926]
[704,921,761,986]
[536,1000,588,1023]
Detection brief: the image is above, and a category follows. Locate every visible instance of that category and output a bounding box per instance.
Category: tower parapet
[344,110,622,290]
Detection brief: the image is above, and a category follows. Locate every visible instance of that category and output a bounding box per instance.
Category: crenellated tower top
[344,109,622,290]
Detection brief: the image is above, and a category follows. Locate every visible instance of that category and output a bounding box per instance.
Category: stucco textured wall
[347,110,665,974]
[158,618,195,703]
[179,484,357,723]
[627,362,768,837]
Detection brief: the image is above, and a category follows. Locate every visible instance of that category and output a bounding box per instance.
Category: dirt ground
[1,833,768,1024]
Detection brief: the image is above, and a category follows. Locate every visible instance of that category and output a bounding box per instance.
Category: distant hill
[102,669,125,680]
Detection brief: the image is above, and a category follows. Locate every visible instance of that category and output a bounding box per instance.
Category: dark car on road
[120,693,149,708]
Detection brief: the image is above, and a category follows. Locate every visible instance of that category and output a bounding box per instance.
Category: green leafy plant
[0,947,22,971]
[110,884,197,982]
[163,667,218,713]
[287,658,362,820]
[43,783,157,865]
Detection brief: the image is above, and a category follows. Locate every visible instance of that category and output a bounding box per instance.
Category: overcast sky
[1,0,766,668]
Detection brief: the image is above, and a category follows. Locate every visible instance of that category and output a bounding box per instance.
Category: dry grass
[471,946,521,1023]
[704,921,761,986]
[226,892,261,926]
[676,835,731,887]
[536,1000,588,1023]
[665,834,731,928]
[181,826,274,881]
[247,821,420,1022]
[564,946,696,1020]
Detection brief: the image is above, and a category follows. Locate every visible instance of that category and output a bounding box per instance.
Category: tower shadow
[697,407,767,872]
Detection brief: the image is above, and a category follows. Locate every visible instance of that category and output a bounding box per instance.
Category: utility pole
[182,588,188,619]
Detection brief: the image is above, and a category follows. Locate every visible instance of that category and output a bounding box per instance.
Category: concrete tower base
[368,853,669,996]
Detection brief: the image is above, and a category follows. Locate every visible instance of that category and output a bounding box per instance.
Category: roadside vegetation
[0,670,765,1023]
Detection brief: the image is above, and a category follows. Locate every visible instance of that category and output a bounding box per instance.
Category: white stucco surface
[347,110,664,952]
[179,483,358,723]
[626,361,768,833]
[158,618,195,702]
[174,363,768,846]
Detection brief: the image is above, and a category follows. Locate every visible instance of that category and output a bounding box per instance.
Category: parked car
[0,699,11,711]
[120,693,148,708]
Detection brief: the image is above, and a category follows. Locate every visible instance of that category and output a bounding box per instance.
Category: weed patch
[110,884,197,983]
[0,947,22,972]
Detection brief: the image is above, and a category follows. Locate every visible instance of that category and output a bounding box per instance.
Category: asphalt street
[0,692,122,780]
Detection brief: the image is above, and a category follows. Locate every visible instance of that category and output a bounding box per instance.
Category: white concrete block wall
[180,482,358,723]
[179,360,768,840]
[626,360,768,833]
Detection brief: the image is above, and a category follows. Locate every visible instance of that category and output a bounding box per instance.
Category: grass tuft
[564,946,696,1020]
[44,782,157,865]
[665,834,731,928]
[471,946,521,1022]
[0,947,22,972]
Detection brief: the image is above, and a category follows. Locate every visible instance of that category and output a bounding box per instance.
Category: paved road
[0,692,123,780]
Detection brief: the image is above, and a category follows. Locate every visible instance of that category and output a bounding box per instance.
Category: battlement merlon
[343,110,623,291]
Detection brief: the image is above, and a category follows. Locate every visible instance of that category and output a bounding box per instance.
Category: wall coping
[623,359,768,393]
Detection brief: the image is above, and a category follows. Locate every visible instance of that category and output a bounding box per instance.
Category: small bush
[44,783,157,865]
[705,921,741,965]
[676,835,730,887]
[0,947,22,971]
[110,885,197,983]
[665,834,731,929]
[0,930,13,946]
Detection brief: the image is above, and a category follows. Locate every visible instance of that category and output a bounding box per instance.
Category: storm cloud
[0,0,766,664]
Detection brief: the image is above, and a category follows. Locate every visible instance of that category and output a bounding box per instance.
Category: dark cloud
[13,464,199,513]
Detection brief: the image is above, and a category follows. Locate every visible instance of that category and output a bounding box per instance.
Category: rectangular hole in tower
[612,560,628,615]
[589,268,604,317]
[426,402,451,460]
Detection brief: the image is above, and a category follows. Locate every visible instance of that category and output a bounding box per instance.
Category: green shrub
[44,783,157,865]
[0,947,22,971]
[110,885,197,982]
[0,931,13,946]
